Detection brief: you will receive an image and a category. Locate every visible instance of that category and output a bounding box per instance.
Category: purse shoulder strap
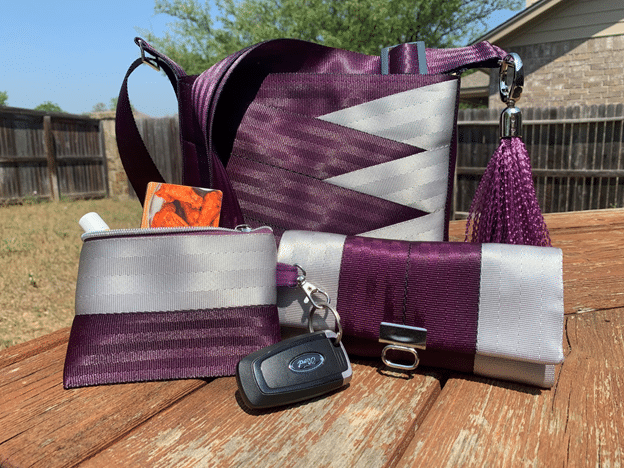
[115,39,187,203]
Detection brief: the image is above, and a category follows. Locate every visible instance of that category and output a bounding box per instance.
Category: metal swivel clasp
[295,264,343,346]
[499,53,525,139]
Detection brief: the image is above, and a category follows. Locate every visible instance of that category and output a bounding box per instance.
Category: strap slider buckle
[137,38,161,72]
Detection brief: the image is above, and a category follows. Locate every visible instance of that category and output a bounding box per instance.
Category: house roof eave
[472,0,566,45]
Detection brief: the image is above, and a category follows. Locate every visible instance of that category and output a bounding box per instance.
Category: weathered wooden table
[1,209,623,467]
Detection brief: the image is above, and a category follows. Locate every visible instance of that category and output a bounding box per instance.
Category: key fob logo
[289,352,325,373]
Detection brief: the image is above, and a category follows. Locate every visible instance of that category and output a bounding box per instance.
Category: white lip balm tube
[79,212,110,233]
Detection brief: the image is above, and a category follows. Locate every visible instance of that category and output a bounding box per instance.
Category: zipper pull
[235,224,253,232]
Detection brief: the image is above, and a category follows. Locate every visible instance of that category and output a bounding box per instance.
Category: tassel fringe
[465,137,551,246]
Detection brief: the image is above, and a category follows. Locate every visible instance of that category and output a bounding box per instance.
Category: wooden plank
[543,207,624,232]
[0,344,206,468]
[544,209,624,314]
[82,361,443,467]
[0,327,70,370]
[396,308,624,467]
[448,208,624,239]
[43,116,59,201]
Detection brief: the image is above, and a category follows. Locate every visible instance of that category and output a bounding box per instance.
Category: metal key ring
[308,302,343,346]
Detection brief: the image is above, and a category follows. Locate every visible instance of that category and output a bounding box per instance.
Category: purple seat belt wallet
[63,225,280,389]
[276,230,564,388]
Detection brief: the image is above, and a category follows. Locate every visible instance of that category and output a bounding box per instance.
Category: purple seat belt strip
[276,236,483,372]
[276,262,299,288]
[228,158,427,237]
[425,42,506,74]
[336,237,482,367]
[63,305,280,388]
[116,58,166,203]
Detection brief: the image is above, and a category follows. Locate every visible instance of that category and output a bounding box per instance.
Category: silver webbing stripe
[75,230,277,314]
[324,146,450,213]
[360,210,445,242]
[318,81,456,243]
[319,81,457,150]
[473,355,556,388]
[277,230,346,330]
[476,244,564,365]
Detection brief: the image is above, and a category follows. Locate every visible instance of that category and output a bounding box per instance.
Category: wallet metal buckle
[379,322,427,371]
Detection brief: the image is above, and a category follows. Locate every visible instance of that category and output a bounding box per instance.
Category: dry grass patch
[0,198,143,350]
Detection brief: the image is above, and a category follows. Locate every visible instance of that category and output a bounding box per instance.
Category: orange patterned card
[141,182,222,228]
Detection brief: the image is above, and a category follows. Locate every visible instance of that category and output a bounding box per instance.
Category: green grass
[0,198,143,350]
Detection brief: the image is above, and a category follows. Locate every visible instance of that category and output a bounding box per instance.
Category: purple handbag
[117,37,507,241]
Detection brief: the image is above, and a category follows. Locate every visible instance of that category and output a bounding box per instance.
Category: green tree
[0,91,8,106]
[144,0,521,74]
[34,101,64,113]
[91,98,121,113]
[91,102,108,113]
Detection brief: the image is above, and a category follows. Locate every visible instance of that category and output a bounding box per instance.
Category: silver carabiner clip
[294,264,343,346]
[294,264,330,309]
[309,302,343,346]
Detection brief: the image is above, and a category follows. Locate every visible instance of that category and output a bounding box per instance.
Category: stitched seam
[401,242,413,325]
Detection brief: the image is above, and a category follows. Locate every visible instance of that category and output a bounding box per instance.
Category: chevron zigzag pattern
[227,74,459,241]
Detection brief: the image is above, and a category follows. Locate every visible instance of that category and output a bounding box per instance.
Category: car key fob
[236,330,352,409]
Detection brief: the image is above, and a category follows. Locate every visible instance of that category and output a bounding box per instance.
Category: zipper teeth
[81,226,271,241]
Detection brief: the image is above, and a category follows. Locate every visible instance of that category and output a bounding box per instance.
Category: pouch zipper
[81,224,272,241]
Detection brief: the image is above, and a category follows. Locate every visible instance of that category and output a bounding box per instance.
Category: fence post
[43,115,60,201]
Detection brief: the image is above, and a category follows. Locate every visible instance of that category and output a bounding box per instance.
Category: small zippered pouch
[63,225,280,389]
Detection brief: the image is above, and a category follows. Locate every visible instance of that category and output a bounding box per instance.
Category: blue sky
[1,1,517,117]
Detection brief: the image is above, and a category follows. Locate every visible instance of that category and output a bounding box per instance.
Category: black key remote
[236,330,352,409]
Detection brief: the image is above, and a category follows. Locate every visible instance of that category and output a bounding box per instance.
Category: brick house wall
[488,34,624,108]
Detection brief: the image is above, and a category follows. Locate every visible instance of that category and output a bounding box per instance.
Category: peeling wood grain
[0,344,206,468]
[82,362,443,468]
[396,308,624,467]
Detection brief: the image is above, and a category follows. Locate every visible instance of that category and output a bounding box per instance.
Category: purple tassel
[465,136,551,246]
[465,52,551,246]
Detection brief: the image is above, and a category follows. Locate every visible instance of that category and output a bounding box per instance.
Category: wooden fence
[135,116,182,187]
[3,105,624,216]
[455,104,624,217]
[0,108,106,203]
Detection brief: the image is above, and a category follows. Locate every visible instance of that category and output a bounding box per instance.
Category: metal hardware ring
[381,344,420,371]
[308,302,343,346]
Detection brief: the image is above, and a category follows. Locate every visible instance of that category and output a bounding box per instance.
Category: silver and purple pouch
[276,230,564,388]
[63,221,279,389]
